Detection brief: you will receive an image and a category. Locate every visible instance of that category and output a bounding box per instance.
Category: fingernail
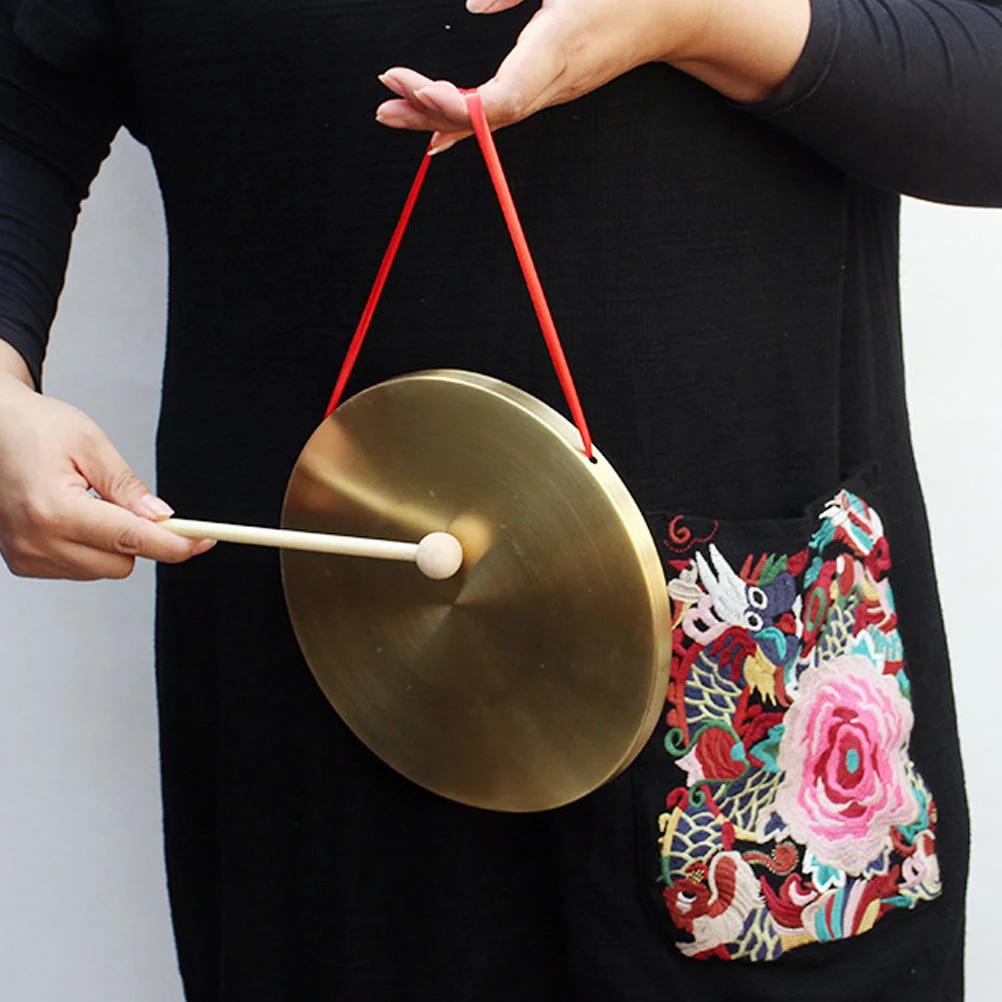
[414,87,447,116]
[467,0,498,12]
[429,139,458,156]
[141,494,174,520]
[378,72,405,96]
[193,539,216,555]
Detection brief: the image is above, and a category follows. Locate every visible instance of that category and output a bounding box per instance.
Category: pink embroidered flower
[775,656,919,874]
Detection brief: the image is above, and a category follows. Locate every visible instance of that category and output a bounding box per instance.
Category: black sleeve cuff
[736,0,1002,206]
[0,318,44,387]
[744,0,842,119]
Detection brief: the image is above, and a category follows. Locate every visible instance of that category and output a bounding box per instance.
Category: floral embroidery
[774,655,918,874]
[655,490,940,962]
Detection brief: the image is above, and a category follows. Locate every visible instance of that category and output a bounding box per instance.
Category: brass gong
[280,370,671,812]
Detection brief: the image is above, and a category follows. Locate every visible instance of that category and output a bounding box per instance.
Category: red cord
[324,145,434,417]
[324,90,594,460]
[462,91,593,459]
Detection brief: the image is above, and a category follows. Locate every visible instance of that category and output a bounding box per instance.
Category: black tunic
[3,1,1001,999]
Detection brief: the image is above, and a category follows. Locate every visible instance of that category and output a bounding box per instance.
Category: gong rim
[280,370,670,812]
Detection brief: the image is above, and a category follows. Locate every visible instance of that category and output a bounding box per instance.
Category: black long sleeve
[0,0,121,385]
[753,0,1002,205]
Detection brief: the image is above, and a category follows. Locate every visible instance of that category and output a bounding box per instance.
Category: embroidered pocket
[636,480,941,962]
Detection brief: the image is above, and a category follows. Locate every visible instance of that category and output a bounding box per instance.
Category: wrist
[0,340,37,392]
[663,0,811,103]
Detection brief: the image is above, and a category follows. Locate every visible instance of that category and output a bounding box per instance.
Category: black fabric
[2,1,999,999]
[752,0,1002,205]
[0,0,121,381]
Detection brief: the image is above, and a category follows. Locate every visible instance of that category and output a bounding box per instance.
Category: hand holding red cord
[327,92,595,457]
[375,0,810,153]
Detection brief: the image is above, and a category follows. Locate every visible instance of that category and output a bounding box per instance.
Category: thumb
[74,428,173,522]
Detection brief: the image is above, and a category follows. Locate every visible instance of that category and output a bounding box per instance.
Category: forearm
[0,139,81,388]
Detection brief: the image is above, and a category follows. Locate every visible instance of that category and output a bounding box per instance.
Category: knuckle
[21,499,57,533]
[6,557,29,578]
[113,524,144,556]
[108,467,143,500]
[4,547,34,578]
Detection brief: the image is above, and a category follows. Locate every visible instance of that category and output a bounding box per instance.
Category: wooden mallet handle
[162,519,463,580]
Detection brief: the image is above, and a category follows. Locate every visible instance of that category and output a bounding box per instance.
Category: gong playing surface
[281,370,670,812]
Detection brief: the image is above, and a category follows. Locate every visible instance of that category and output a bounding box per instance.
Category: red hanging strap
[324,146,433,418]
[325,89,594,460]
[462,91,593,459]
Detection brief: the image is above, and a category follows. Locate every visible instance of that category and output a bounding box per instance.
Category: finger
[375,76,470,152]
[396,11,566,132]
[38,545,135,580]
[466,0,528,14]
[413,82,469,126]
[61,492,212,564]
[9,527,212,580]
[379,66,436,95]
[375,98,440,131]
[378,68,470,131]
[3,540,133,580]
[377,70,408,97]
[71,424,174,523]
[56,543,133,580]
[429,129,473,155]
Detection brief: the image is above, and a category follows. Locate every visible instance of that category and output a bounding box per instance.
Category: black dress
[3,1,1002,999]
